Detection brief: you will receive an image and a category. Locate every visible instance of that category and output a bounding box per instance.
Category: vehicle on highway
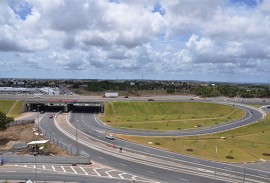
[48,115,53,118]
[106,134,114,140]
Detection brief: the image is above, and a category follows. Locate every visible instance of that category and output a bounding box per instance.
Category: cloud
[0,0,270,82]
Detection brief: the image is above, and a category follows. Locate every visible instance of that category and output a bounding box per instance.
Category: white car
[106,134,114,140]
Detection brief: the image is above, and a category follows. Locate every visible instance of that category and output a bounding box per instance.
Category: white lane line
[70,166,78,174]
[61,166,66,172]
[223,167,232,170]
[120,163,126,166]
[51,165,56,171]
[119,173,127,179]
[98,156,103,159]
[179,178,188,182]
[80,167,88,175]
[6,171,16,173]
[93,168,102,176]
[147,171,154,174]
[259,174,269,178]
[105,170,114,178]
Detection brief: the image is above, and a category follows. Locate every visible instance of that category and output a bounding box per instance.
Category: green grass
[117,114,270,163]
[101,102,245,131]
[8,101,24,118]
[0,100,15,114]
[0,100,24,118]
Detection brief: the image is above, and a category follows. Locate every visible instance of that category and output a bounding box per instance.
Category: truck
[104,92,118,98]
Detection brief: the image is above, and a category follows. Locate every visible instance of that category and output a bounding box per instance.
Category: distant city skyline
[1,0,270,83]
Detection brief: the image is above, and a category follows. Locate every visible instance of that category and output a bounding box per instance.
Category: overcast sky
[0,0,270,83]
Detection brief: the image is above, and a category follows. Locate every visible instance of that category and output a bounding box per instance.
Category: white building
[0,87,35,94]
[38,87,60,95]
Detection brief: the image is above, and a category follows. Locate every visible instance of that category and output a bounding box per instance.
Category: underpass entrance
[28,101,104,113]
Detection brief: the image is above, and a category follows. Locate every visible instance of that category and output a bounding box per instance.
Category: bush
[186,148,193,152]
[226,156,234,159]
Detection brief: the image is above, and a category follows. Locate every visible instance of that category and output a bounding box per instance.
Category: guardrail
[8,120,34,127]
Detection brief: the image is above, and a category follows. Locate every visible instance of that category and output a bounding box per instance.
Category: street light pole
[243,167,246,183]
[37,105,41,133]
[76,120,79,156]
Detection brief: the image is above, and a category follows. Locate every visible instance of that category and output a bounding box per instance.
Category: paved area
[10,163,155,182]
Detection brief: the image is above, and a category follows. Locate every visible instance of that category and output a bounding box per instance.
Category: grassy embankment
[101,102,245,131]
[0,100,24,118]
[117,114,270,163]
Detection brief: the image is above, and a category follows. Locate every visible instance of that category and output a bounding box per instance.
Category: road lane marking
[93,168,102,176]
[80,167,88,175]
[61,166,66,172]
[6,171,16,173]
[98,156,103,159]
[70,166,78,174]
[147,171,154,174]
[259,174,269,178]
[120,163,126,166]
[119,173,127,179]
[179,178,188,182]
[105,170,114,178]
[51,165,56,171]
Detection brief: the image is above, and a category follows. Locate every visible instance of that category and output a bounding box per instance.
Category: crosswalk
[14,164,156,183]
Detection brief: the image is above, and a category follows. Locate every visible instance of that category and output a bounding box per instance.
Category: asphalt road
[74,102,265,136]
[2,95,270,182]
[66,111,270,183]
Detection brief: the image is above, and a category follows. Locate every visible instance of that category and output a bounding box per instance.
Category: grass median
[117,114,270,163]
[101,102,245,131]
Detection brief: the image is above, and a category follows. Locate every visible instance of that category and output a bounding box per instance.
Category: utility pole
[37,105,41,133]
[243,167,246,183]
[76,120,79,156]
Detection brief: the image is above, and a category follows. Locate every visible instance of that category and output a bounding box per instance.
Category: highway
[1,95,270,182]
[72,103,266,136]
[36,107,269,182]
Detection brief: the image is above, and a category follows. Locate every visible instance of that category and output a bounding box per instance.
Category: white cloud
[0,0,270,82]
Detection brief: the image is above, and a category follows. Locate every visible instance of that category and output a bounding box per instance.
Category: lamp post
[215,145,218,182]
[37,105,41,133]
[243,167,246,183]
[76,120,79,156]
[34,151,38,182]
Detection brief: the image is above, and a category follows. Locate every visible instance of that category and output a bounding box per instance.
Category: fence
[8,120,34,127]
[1,155,90,164]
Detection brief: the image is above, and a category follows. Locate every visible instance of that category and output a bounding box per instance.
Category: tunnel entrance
[29,102,104,113]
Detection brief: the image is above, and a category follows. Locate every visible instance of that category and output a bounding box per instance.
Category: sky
[0,0,270,83]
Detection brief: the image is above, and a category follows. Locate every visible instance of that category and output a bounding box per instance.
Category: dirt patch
[0,124,69,156]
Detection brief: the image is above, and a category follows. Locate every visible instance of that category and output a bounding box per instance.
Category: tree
[0,112,14,130]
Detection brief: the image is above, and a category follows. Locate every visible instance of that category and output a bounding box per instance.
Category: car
[32,109,37,112]
[105,134,114,140]
[48,115,53,118]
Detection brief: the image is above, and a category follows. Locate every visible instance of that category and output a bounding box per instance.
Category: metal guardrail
[8,120,34,127]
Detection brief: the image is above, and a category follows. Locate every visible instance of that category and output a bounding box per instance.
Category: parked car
[48,115,53,118]
[106,134,114,140]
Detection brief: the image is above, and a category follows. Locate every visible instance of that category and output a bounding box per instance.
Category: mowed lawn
[117,114,270,163]
[0,100,24,118]
[101,102,245,131]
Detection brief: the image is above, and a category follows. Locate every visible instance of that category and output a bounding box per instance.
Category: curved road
[49,102,269,183]
[75,102,266,136]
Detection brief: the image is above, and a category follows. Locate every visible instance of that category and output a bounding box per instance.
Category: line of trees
[0,111,14,130]
[192,85,270,98]
[70,80,270,98]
